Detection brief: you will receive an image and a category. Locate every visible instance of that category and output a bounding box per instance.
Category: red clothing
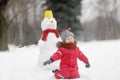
[51,47,88,79]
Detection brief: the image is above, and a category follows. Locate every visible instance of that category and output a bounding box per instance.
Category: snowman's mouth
[48,24,55,26]
[47,24,55,29]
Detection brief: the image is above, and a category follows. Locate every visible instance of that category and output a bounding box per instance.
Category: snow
[0,40,120,80]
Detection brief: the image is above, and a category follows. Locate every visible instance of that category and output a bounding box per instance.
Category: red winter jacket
[50,42,88,79]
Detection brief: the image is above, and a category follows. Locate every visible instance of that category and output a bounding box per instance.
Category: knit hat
[61,29,74,42]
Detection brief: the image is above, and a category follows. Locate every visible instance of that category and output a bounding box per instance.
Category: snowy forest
[1,0,120,80]
[0,0,120,51]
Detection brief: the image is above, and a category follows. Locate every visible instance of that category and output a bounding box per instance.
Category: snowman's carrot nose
[51,21,53,23]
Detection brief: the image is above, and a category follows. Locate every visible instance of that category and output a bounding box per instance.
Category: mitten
[85,62,90,68]
[52,69,59,73]
[43,58,54,65]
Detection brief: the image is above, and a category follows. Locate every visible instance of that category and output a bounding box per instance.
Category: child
[43,29,90,79]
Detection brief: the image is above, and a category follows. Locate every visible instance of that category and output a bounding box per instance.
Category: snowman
[38,10,61,70]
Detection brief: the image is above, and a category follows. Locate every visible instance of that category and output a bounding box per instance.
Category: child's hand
[43,59,53,65]
[85,62,90,68]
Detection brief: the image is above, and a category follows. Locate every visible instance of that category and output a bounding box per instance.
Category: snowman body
[38,16,61,70]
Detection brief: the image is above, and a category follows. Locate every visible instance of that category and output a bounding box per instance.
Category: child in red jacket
[43,29,90,79]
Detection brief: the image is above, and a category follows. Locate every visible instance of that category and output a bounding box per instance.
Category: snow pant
[54,67,80,79]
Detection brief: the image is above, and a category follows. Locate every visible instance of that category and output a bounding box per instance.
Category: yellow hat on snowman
[44,10,54,18]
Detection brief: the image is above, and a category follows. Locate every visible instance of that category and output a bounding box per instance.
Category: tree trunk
[0,0,9,51]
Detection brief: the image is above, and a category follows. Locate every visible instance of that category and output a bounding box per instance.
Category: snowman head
[41,10,57,31]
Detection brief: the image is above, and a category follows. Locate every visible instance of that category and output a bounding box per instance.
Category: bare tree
[7,0,43,46]
[0,0,9,51]
[80,0,120,41]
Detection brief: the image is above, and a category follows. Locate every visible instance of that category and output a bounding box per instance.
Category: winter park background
[1,0,120,80]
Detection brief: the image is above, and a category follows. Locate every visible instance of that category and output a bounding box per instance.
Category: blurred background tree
[43,0,83,36]
[0,0,9,51]
[80,0,120,41]
[0,0,120,51]
[6,0,83,47]
[7,0,43,46]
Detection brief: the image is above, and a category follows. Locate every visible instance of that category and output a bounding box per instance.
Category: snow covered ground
[0,40,120,80]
